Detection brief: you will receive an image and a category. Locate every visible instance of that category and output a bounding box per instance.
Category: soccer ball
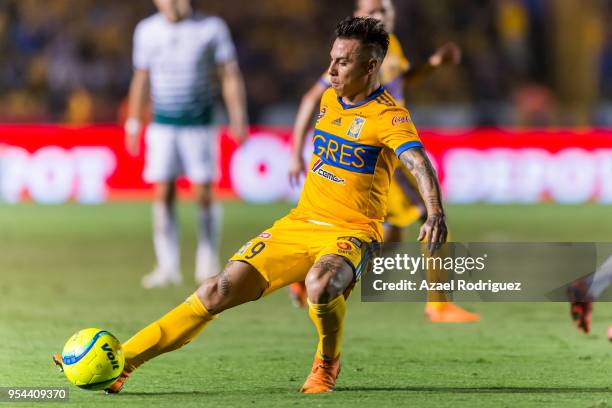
[61,328,125,390]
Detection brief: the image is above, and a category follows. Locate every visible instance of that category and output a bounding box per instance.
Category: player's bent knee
[194,183,213,208]
[195,261,268,314]
[195,276,225,314]
[197,193,213,208]
[154,182,176,204]
[305,255,353,304]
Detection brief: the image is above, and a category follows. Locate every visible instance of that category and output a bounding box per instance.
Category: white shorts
[143,123,219,184]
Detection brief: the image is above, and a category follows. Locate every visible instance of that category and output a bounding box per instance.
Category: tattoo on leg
[317,259,337,273]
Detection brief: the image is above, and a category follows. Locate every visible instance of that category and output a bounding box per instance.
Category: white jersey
[133,12,237,126]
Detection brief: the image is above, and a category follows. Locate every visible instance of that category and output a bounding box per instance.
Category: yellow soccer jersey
[319,34,409,103]
[291,86,422,240]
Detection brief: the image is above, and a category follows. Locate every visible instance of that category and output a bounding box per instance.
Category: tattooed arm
[399,148,448,254]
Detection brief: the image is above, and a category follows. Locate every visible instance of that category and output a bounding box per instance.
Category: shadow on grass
[118,391,211,396]
[338,386,611,394]
[109,386,611,396]
[118,388,289,397]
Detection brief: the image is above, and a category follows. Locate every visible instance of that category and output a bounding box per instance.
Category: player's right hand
[429,42,461,67]
[418,213,448,255]
[124,118,141,157]
[288,155,306,188]
[125,132,140,157]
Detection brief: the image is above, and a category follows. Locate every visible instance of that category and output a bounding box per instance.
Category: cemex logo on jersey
[311,158,345,184]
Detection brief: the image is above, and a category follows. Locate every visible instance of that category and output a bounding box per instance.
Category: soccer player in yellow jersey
[288,0,479,323]
[54,17,447,394]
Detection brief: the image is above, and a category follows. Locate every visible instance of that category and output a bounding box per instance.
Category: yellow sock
[307,295,346,361]
[122,293,216,371]
[425,301,447,310]
[424,238,451,303]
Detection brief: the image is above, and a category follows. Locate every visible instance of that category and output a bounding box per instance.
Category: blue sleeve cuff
[318,77,331,87]
[395,141,423,157]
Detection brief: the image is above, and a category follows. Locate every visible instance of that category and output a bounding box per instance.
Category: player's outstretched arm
[402,41,461,84]
[125,69,150,156]
[219,60,249,144]
[399,148,448,254]
[289,81,327,186]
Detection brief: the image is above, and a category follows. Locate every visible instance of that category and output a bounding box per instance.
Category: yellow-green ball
[61,328,125,390]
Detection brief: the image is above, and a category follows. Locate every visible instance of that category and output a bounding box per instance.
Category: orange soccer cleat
[52,353,131,393]
[567,280,592,334]
[104,369,132,394]
[299,356,341,394]
[289,282,308,309]
[52,353,64,372]
[425,302,480,323]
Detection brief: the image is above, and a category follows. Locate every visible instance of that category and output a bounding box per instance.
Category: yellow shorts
[229,214,377,295]
[385,169,424,228]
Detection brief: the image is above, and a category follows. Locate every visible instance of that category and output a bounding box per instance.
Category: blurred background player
[287,0,479,323]
[125,0,248,288]
[568,255,612,338]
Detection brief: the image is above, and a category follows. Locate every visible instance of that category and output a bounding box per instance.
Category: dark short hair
[334,16,389,60]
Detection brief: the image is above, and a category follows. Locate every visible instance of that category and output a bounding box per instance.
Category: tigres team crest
[347,117,366,139]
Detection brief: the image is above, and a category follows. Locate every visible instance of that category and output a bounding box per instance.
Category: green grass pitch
[1,202,612,407]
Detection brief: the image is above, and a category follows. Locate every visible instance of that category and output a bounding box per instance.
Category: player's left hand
[428,42,461,67]
[288,154,306,188]
[418,213,448,255]
[229,122,249,145]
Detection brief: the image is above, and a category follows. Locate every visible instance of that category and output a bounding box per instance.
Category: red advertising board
[0,125,611,204]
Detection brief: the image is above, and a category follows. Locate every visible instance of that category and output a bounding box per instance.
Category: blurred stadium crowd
[1,0,611,126]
